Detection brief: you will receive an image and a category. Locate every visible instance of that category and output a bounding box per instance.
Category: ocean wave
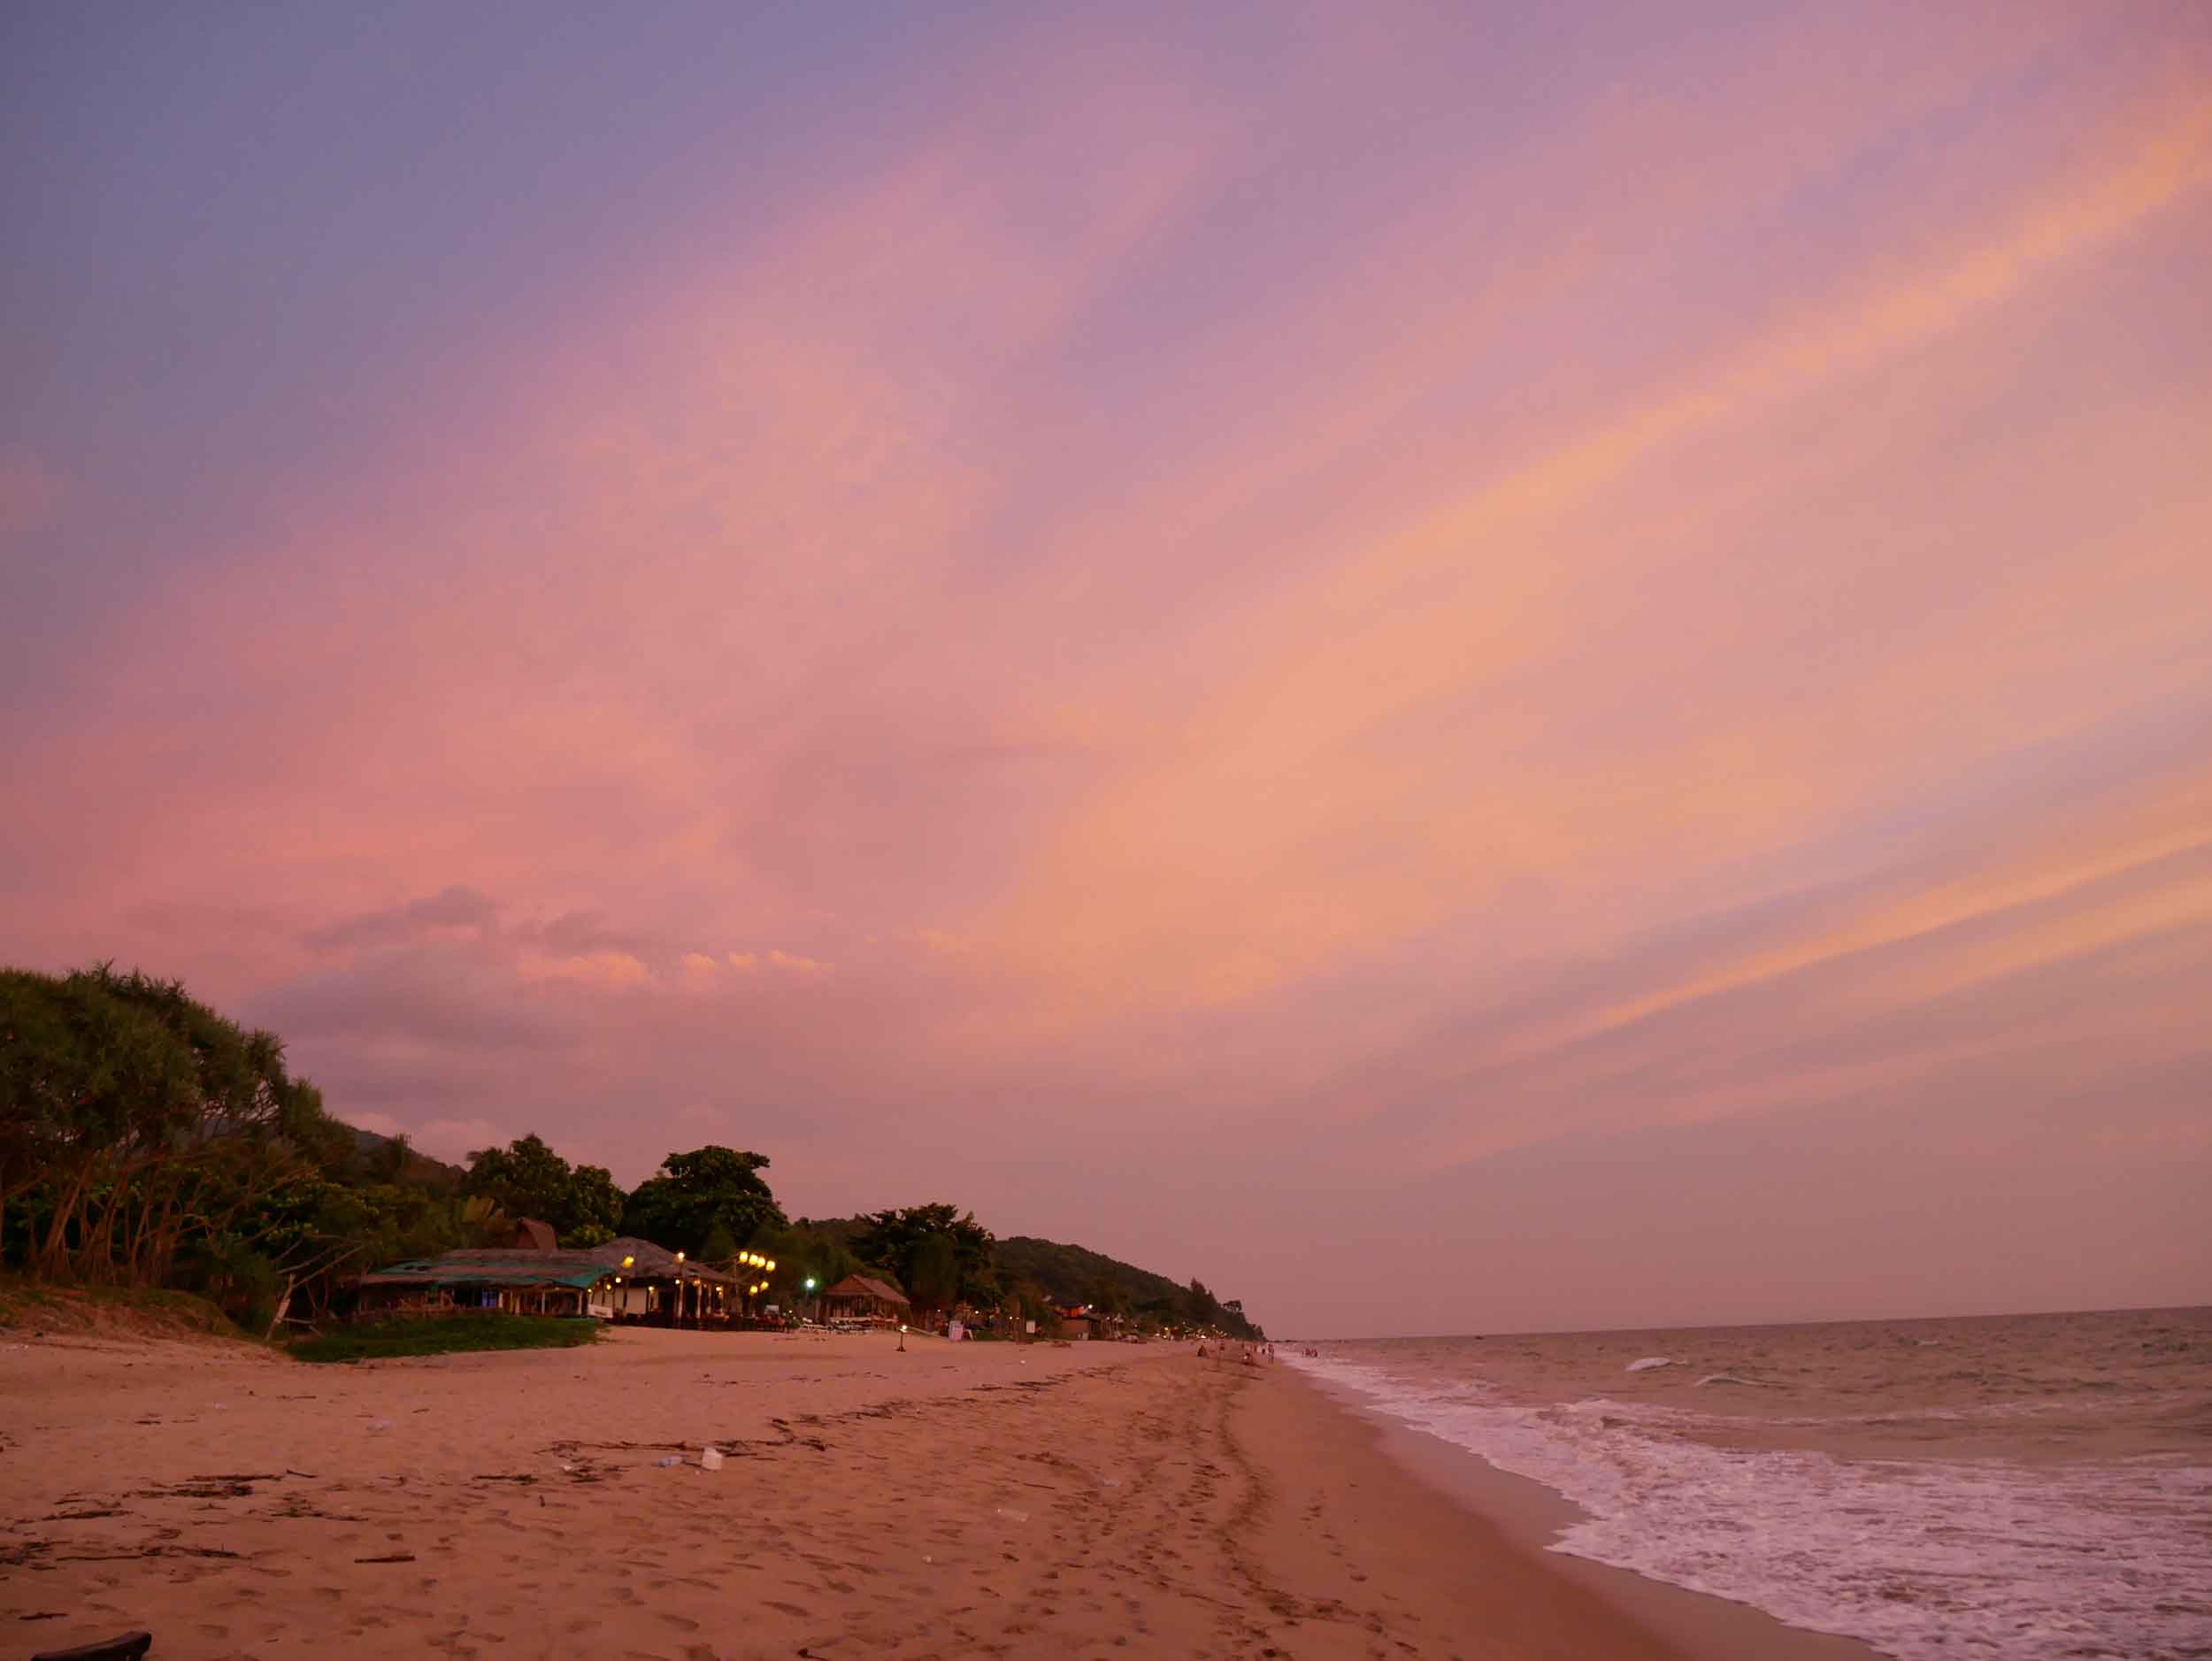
[1292,1355,2212,1661]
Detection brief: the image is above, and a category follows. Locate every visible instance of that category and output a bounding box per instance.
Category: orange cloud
[516,950,651,988]
[8,1,2207,1334]
[976,88,2212,1021]
[767,950,832,979]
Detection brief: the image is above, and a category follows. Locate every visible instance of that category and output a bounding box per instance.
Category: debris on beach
[1624,1357,1673,1373]
[29,1631,152,1661]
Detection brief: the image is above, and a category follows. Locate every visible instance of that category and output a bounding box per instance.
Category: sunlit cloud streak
[3,1,2208,1330]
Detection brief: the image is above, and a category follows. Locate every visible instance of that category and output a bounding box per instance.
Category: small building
[356,1249,614,1319]
[356,1235,740,1326]
[510,1217,558,1251]
[1056,1304,1123,1342]
[818,1273,911,1326]
[588,1236,740,1326]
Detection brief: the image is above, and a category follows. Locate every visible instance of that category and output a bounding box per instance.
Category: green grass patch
[288,1312,603,1364]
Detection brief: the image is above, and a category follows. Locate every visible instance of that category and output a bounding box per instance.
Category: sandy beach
[0,1326,1893,1660]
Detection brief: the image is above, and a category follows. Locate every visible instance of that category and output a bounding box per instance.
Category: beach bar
[356,1235,741,1326]
[590,1236,740,1326]
[1056,1304,1123,1342]
[818,1273,911,1326]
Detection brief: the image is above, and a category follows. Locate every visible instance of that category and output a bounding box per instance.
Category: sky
[4,2,2209,1337]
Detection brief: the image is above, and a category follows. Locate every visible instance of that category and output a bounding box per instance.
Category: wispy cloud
[304,886,502,953]
[5,3,2207,1329]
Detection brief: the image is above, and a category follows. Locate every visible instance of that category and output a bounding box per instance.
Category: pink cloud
[4,4,2208,1330]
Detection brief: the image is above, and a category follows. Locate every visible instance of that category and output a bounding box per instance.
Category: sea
[1289,1306,2212,1661]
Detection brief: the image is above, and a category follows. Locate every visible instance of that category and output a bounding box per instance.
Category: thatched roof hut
[511,1218,558,1251]
[819,1273,910,1323]
[581,1237,735,1283]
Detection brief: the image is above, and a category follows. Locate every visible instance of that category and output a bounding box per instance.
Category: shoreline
[4,1326,1891,1657]
[1270,1365,1889,1661]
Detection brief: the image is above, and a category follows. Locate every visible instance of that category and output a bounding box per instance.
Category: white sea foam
[1624,1356,1673,1372]
[1293,1354,2212,1661]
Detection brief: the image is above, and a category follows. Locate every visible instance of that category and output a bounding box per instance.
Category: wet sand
[3,1326,1878,1657]
[1278,1372,1886,1661]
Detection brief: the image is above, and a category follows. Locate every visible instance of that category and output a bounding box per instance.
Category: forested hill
[994,1235,1262,1338]
[993,1234,1179,1310]
[795,1218,1264,1340]
[348,1126,468,1189]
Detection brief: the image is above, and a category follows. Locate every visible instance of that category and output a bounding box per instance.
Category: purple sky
[5,3,2209,1335]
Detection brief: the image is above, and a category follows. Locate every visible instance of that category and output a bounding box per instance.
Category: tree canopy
[4,965,1264,1339]
[851,1203,996,1314]
[461,1134,624,1247]
[619,1145,787,1258]
[1,965,338,1287]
